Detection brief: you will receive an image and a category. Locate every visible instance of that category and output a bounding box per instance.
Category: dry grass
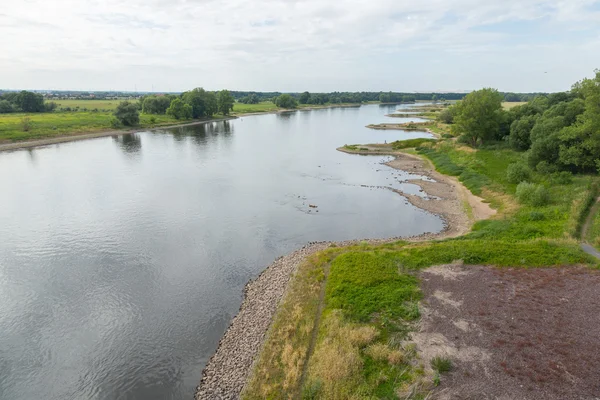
[501,102,527,110]
[365,343,391,361]
[242,249,339,399]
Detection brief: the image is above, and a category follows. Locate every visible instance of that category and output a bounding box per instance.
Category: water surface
[0,104,442,399]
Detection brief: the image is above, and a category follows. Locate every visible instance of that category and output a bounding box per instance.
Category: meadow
[53,99,129,111]
[0,111,185,142]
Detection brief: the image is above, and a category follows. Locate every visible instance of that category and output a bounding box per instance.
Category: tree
[14,91,45,112]
[113,101,140,126]
[299,91,311,104]
[142,95,172,114]
[275,94,298,109]
[557,71,600,172]
[217,90,235,115]
[182,88,218,118]
[166,98,192,120]
[451,88,504,146]
[509,115,538,150]
[0,100,14,113]
[437,105,457,124]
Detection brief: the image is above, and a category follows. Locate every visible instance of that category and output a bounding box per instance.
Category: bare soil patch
[415,264,600,399]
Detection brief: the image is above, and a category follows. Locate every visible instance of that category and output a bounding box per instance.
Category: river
[0,104,443,399]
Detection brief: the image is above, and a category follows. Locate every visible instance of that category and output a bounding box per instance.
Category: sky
[1,0,599,93]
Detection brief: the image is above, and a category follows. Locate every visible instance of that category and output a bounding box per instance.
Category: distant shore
[0,103,365,153]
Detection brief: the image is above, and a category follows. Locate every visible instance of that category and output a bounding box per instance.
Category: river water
[0,104,443,399]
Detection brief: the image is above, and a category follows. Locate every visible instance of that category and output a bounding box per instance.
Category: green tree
[0,100,14,113]
[14,91,45,112]
[509,114,537,150]
[142,95,172,114]
[275,94,298,109]
[182,88,218,118]
[166,98,193,120]
[451,88,504,146]
[558,71,600,172]
[217,90,235,115]
[113,101,140,126]
[299,91,311,104]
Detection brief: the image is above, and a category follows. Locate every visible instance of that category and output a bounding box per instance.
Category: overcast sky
[1,0,599,93]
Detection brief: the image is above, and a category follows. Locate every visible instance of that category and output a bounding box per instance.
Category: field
[242,136,599,399]
[501,101,527,109]
[0,111,185,142]
[231,101,278,114]
[53,99,133,111]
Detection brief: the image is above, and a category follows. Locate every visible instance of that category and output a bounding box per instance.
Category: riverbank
[198,133,598,398]
[195,147,495,399]
[0,103,365,153]
[0,116,238,152]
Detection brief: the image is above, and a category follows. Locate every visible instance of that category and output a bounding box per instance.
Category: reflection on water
[112,133,142,154]
[0,104,441,400]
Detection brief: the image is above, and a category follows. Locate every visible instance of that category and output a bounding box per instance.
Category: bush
[527,211,545,221]
[275,94,298,109]
[516,182,550,206]
[506,162,531,184]
[113,101,139,126]
[437,106,456,124]
[536,161,558,175]
[109,116,121,128]
[431,356,452,373]
[549,171,573,185]
[149,116,156,124]
[20,117,32,132]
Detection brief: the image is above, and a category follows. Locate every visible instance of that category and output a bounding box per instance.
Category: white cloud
[0,0,598,91]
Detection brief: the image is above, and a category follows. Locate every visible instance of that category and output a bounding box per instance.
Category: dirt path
[297,262,331,397]
[416,263,600,399]
[579,197,600,259]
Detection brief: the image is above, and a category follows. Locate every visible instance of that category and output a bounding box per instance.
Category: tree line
[0,91,57,113]
[441,70,600,174]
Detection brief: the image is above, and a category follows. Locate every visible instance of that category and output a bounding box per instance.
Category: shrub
[149,116,156,124]
[515,182,537,204]
[506,162,531,184]
[549,171,573,185]
[517,182,550,206]
[109,116,121,128]
[113,101,139,126]
[531,185,550,206]
[20,117,32,132]
[431,356,452,373]
[527,211,545,221]
[536,161,558,175]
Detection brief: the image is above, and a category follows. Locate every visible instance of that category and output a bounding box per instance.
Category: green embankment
[0,111,189,142]
[242,138,598,399]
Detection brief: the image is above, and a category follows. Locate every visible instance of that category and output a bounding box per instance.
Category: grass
[53,99,130,111]
[430,357,452,373]
[244,137,599,399]
[391,138,436,150]
[0,112,187,142]
[501,101,527,110]
[232,101,278,114]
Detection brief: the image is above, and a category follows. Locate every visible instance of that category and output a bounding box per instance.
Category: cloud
[0,0,599,92]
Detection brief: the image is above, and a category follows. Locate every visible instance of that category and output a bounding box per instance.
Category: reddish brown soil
[418,264,600,400]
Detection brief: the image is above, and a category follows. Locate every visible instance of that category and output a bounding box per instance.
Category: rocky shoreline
[195,151,495,399]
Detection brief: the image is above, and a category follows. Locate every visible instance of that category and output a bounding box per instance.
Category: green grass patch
[391,138,436,150]
[0,111,191,142]
[232,101,278,114]
[326,251,421,322]
[53,99,129,111]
